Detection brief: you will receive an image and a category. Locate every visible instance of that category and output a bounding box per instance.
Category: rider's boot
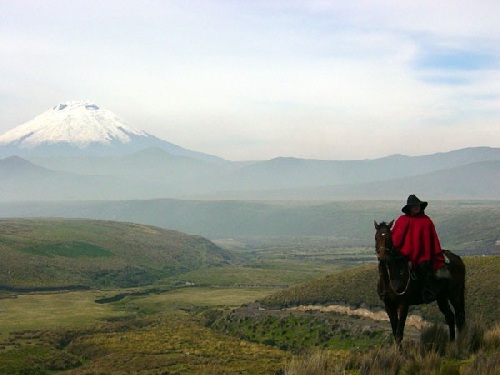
[419,262,436,303]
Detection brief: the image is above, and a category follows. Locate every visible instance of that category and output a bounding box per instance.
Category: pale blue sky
[1,0,499,160]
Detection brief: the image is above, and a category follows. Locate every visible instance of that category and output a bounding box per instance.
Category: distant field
[164,263,341,286]
[0,287,272,338]
[120,287,276,311]
[0,290,126,339]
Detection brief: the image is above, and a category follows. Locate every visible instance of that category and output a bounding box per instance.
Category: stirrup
[435,267,451,280]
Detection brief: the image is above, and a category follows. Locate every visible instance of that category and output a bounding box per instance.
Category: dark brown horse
[374,220,466,344]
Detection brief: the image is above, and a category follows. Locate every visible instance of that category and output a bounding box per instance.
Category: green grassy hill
[0,218,234,289]
[261,255,500,326]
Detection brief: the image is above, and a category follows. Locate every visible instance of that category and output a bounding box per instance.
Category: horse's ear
[389,220,395,228]
[374,220,379,230]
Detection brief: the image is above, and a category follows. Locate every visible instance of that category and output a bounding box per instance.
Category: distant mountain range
[0,101,499,201]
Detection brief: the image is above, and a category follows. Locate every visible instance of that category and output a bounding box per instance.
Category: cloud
[0,0,499,160]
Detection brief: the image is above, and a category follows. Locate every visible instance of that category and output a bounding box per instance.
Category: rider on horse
[392,195,451,302]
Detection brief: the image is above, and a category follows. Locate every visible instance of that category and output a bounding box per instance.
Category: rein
[385,259,412,296]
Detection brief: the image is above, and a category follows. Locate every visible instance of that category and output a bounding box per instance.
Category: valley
[0,206,499,373]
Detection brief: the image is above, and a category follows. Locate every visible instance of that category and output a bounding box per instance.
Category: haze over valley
[0,100,498,259]
[1,101,499,202]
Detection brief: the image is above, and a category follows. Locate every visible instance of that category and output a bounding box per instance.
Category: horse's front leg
[384,301,400,343]
[395,303,409,344]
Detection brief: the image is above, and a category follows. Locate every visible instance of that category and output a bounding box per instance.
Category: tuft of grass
[420,323,449,356]
[284,348,349,375]
[348,344,403,375]
[483,322,500,350]
[460,352,500,375]
[459,319,485,354]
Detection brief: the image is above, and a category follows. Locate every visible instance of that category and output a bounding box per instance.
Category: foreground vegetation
[285,321,500,375]
[1,253,499,374]
[1,287,499,374]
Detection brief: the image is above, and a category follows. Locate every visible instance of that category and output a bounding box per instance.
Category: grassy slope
[261,255,500,326]
[0,218,234,289]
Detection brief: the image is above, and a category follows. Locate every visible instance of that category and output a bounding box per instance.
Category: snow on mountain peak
[53,100,100,111]
[0,100,149,149]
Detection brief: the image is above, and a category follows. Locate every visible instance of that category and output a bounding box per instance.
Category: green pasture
[144,286,275,308]
[163,264,334,286]
[0,291,126,339]
[0,286,275,339]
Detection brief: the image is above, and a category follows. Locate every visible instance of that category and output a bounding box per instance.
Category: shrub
[483,322,500,351]
[455,319,486,356]
[461,352,500,375]
[420,323,448,356]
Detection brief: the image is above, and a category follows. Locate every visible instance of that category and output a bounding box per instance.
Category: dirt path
[288,304,428,329]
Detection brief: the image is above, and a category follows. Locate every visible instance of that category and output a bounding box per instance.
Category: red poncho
[391,213,445,270]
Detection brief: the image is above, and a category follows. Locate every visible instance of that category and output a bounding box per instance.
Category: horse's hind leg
[450,284,466,331]
[436,296,456,341]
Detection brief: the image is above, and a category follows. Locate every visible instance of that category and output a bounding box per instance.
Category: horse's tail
[443,249,466,329]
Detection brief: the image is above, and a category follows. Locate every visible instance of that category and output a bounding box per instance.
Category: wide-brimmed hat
[402,194,428,214]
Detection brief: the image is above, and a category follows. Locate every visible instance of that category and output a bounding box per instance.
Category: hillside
[260,255,500,326]
[0,218,234,289]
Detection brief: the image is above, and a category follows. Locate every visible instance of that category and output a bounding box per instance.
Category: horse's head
[374,220,395,261]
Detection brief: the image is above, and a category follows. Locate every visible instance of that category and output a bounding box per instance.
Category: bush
[420,323,448,356]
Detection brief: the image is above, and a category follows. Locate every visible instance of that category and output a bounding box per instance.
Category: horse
[374,220,466,344]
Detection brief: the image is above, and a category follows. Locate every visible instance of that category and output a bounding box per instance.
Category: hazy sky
[1,1,499,160]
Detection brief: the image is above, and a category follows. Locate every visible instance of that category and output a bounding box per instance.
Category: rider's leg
[418,261,436,303]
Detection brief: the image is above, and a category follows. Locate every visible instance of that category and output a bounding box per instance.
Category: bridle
[375,222,395,259]
[375,222,412,296]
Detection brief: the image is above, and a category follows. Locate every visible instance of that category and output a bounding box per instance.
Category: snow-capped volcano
[0,100,223,161]
[0,100,148,149]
